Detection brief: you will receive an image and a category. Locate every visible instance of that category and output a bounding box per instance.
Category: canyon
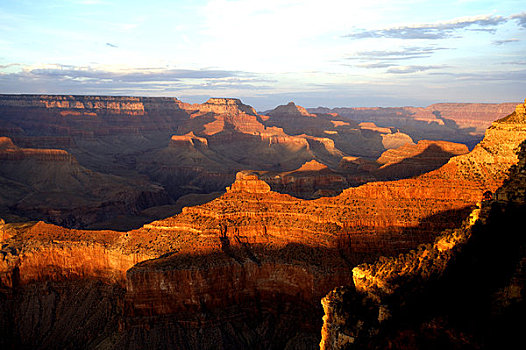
[320,110,526,349]
[0,95,515,229]
[0,95,524,349]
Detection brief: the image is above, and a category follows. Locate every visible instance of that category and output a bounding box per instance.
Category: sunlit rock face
[319,100,526,350]
[375,140,469,179]
[309,102,518,147]
[0,96,525,349]
[2,95,495,228]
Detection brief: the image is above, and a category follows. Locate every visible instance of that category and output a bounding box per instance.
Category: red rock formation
[375,140,469,179]
[310,102,518,146]
[0,137,169,228]
[1,96,525,349]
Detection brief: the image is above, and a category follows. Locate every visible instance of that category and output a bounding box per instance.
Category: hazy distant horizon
[0,92,521,112]
[1,1,524,110]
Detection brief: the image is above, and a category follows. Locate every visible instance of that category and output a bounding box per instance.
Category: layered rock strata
[319,100,526,350]
[0,98,524,349]
[310,102,517,147]
[2,95,497,227]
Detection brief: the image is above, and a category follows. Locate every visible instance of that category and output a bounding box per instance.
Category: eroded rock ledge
[0,100,525,349]
[319,100,526,350]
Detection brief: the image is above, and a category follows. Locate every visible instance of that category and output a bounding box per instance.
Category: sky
[0,0,524,110]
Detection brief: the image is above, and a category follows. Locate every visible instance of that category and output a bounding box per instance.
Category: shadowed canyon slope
[2,95,512,228]
[320,102,526,349]
[0,99,525,349]
[310,102,517,149]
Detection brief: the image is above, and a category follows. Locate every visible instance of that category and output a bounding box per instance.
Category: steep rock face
[0,97,524,349]
[375,140,469,179]
[319,101,526,350]
[310,102,517,147]
[0,137,169,228]
[0,221,159,289]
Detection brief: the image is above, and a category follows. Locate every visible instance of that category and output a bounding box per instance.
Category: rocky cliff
[319,99,526,350]
[1,96,524,349]
[310,102,517,148]
[2,95,500,227]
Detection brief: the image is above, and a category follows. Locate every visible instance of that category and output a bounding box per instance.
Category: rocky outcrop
[226,171,271,193]
[0,137,170,228]
[375,140,469,179]
[0,96,524,349]
[310,102,518,147]
[0,136,75,162]
[319,100,526,350]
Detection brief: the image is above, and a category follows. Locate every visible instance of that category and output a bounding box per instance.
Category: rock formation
[310,102,518,148]
[0,137,169,228]
[319,100,526,350]
[375,140,469,179]
[1,99,525,349]
[2,95,495,226]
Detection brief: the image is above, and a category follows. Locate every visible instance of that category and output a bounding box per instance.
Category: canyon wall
[310,102,517,147]
[319,100,526,350]
[0,96,524,349]
[2,95,511,227]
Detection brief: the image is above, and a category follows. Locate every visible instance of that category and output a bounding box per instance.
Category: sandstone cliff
[0,96,524,349]
[310,102,517,147]
[319,99,526,350]
[0,137,169,228]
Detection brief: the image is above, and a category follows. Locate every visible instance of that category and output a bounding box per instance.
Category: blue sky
[0,0,524,109]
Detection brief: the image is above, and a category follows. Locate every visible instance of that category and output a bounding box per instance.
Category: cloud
[430,69,526,81]
[354,62,396,69]
[0,64,270,97]
[492,39,519,45]
[386,65,443,74]
[344,15,507,40]
[345,46,450,71]
[0,63,21,69]
[25,65,248,82]
[347,46,449,61]
[511,12,526,28]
